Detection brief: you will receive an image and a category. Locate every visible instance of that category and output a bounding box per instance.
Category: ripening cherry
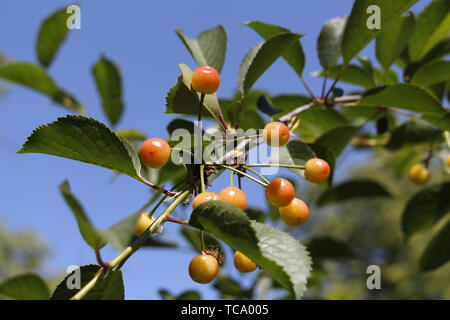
[447,155,450,168]
[265,178,295,207]
[279,198,309,226]
[192,192,221,209]
[263,122,290,147]
[134,212,156,236]
[139,138,171,169]
[191,65,220,94]
[304,158,331,183]
[408,163,431,185]
[219,186,247,210]
[234,251,257,273]
[188,253,219,284]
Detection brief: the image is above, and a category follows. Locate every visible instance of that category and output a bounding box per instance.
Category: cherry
[188,253,219,284]
[219,186,247,210]
[447,155,450,167]
[263,122,290,147]
[265,178,295,207]
[304,158,331,183]
[191,65,220,94]
[234,251,257,273]
[192,192,221,209]
[134,212,156,236]
[139,138,171,169]
[279,198,309,226]
[408,163,430,185]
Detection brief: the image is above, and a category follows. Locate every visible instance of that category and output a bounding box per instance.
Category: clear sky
[0,0,428,299]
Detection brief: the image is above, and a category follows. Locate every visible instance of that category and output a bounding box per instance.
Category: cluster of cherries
[135,65,331,284]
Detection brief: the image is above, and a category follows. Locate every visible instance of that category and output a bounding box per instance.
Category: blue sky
[0,0,428,299]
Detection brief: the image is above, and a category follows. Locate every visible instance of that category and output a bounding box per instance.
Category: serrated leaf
[317,16,348,70]
[317,179,392,207]
[419,218,450,271]
[271,140,316,176]
[0,273,50,300]
[376,13,415,69]
[411,60,450,87]
[307,237,354,261]
[36,7,70,67]
[0,62,83,113]
[313,64,376,88]
[60,180,106,249]
[342,0,418,63]
[402,182,450,240]
[315,126,358,157]
[359,84,446,116]
[238,33,302,94]
[92,56,124,126]
[175,26,227,72]
[19,116,144,182]
[245,21,305,78]
[189,201,312,299]
[386,121,442,150]
[409,0,450,61]
[51,265,124,300]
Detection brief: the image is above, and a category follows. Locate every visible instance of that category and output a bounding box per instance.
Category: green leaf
[245,208,266,222]
[165,64,222,123]
[292,104,349,140]
[386,121,442,150]
[376,13,415,69]
[0,273,50,300]
[141,236,177,248]
[411,60,450,87]
[317,179,392,207]
[270,94,311,114]
[175,26,227,72]
[238,32,302,94]
[342,0,418,63]
[422,112,450,131]
[271,140,316,176]
[313,64,375,88]
[102,211,142,251]
[257,95,282,117]
[60,180,105,249]
[402,182,450,240]
[92,56,124,126]
[307,237,354,261]
[51,265,124,300]
[189,201,312,299]
[244,21,305,78]
[19,116,144,182]
[159,289,201,300]
[317,16,348,70]
[115,129,147,142]
[409,0,450,61]
[214,276,253,299]
[419,218,450,271]
[359,84,446,116]
[0,62,83,113]
[315,126,358,157]
[36,7,70,67]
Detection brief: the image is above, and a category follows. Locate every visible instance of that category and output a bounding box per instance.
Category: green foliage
[420,218,450,271]
[402,182,450,240]
[0,273,50,300]
[51,265,124,300]
[92,56,125,126]
[315,126,358,157]
[189,201,312,299]
[313,63,376,88]
[175,26,227,72]
[19,116,144,182]
[342,0,418,63]
[307,237,354,261]
[411,60,450,87]
[0,62,83,113]
[317,16,348,70]
[386,121,442,151]
[376,13,415,69]
[238,32,302,94]
[272,140,316,176]
[36,7,70,68]
[317,179,392,207]
[408,0,450,61]
[159,288,201,300]
[245,21,305,78]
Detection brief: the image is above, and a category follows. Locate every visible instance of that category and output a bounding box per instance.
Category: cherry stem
[245,163,306,170]
[215,164,268,187]
[142,180,176,197]
[95,246,110,269]
[164,216,188,225]
[242,166,270,185]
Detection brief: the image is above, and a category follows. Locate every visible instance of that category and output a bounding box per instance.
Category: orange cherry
[279,198,309,226]
[189,254,219,284]
[192,192,221,209]
[191,65,220,94]
[304,158,331,183]
[219,186,247,210]
[139,138,171,169]
[265,178,295,207]
[263,122,290,147]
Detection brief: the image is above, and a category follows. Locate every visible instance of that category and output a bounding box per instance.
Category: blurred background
[1,0,449,299]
